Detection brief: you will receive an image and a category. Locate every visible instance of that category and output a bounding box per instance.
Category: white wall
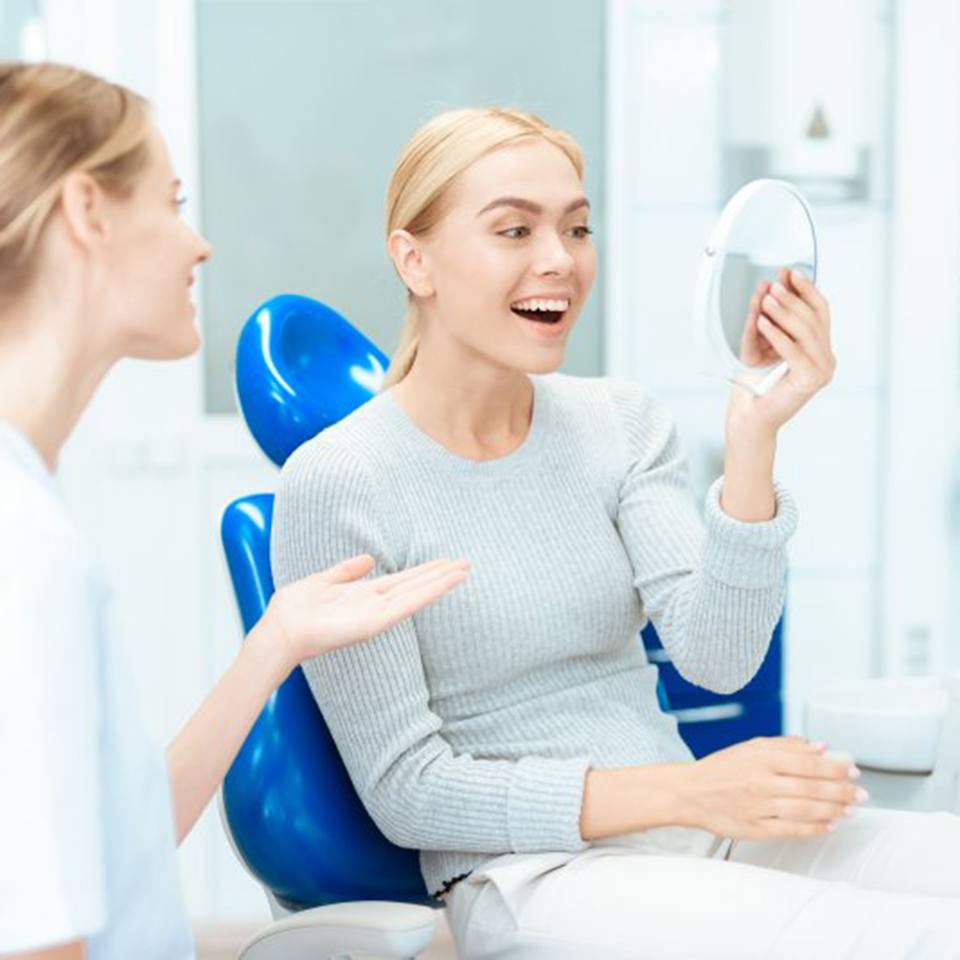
[881,0,960,678]
[606,0,960,736]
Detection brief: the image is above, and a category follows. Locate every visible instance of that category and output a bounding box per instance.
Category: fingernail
[808,740,826,750]
[826,821,838,832]
[772,281,787,297]
[855,787,869,803]
[844,805,856,817]
[849,765,861,780]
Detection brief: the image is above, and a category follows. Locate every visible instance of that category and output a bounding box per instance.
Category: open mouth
[510,297,571,325]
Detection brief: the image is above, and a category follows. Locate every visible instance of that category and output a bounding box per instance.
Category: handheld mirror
[693,179,818,396]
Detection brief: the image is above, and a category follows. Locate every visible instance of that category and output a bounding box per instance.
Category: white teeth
[511,298,571,312]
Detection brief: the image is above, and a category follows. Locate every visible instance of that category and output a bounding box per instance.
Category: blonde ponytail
[0,62,151,301]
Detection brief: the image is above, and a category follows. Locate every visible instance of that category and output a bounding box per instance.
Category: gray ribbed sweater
[270,373,797,897]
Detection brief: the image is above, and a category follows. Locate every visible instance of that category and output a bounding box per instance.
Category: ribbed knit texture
[270,373,797,897]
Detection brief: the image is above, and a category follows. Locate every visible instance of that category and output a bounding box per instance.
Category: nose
[533,230,575,278]
[195,229,214,263]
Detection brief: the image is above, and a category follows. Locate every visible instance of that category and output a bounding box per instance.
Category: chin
[525,352,566,375]
[130,325,201,361]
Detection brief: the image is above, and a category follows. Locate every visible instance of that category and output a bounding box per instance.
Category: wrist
[243,616,296,690]
[725,412,777,449]
[666,762,703,830]
[580,763,697,840]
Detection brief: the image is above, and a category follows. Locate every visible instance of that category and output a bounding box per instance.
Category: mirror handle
[749,360,789,397]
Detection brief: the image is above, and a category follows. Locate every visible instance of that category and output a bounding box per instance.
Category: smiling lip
[512,307,570,339]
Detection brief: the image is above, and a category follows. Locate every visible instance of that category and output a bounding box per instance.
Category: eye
[498,225,530,239]
[568,225,593,239]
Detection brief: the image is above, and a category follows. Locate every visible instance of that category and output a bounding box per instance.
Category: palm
[272,555,470,662]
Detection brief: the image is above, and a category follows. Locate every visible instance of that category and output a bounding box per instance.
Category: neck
[391,344,535,457]
[0,289,114,472]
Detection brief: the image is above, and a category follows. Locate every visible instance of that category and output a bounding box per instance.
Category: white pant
[444,809,960,958]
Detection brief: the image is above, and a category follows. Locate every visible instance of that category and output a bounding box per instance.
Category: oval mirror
[693,179,818,396]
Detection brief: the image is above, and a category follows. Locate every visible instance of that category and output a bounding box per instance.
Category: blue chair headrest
[235,294,390,466]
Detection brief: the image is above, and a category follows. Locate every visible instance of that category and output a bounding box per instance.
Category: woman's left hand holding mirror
[728,266,836,436]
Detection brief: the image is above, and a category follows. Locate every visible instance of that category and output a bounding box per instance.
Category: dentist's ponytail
[0,62,150,302]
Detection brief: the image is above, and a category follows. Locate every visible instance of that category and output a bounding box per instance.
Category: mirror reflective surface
[695,179,817,395]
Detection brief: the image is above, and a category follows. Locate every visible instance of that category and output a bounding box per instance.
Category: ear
[58,171,111,251]
[387,228,434,298]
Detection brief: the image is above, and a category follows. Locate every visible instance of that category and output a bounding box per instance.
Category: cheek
[578,244,598,286]
[437,239,519,301]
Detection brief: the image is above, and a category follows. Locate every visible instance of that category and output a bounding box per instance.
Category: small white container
[805,677,952,812]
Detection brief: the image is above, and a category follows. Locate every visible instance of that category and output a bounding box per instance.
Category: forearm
[720,418,777,522]
[580,763,695,841]
[166,622,290,844]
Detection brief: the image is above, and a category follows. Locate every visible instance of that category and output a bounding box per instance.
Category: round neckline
[0,418,55,489]
[380,375,549,477]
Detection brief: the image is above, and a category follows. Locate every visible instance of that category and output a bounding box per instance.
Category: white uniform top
[0,421,193,957]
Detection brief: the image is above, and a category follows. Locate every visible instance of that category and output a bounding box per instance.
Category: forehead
[454,139,584,211]
[143,125,176,184]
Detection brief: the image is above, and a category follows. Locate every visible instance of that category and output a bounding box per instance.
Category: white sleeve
[0,533,106,951]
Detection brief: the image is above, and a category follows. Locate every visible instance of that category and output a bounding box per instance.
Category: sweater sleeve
[609,381,798,695]
[270,438,590,861]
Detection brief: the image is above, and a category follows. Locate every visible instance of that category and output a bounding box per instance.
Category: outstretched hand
[265,554,470,668]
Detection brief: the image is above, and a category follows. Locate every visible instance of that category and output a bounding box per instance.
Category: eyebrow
[476,196,590,217]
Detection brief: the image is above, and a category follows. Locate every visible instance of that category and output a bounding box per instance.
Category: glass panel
[0,0,43,59]
[197,0,605,414]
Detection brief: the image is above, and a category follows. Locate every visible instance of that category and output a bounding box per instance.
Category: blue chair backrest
[221,295,432,911]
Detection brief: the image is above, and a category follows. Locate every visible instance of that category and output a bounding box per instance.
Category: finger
[770,282,831,362]
[739,305,779,367]
[746,281,770,327]
[379,569,469,626]
[769,280,818,329]
[762,295,834,381]
[757,309,830,385]
[761,293,821,354]
[787,267,830,321]
[771,735,823,753]
[376,558,471,596]
[315,554,376,584]
[774,775,866,806]
[767,797,850,823]
[773,751,859,781]
[754,313,806,367]
[372,558,458,593]
[753,818,836,840]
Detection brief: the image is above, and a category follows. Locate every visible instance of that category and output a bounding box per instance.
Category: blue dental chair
[219,294,785,959]
[220,296,436,960]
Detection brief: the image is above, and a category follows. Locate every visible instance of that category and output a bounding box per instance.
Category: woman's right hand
[681,736,869,839]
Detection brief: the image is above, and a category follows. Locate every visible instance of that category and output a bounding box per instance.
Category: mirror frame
[693,178,818,396]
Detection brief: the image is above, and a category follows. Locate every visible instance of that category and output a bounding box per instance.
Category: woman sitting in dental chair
[271,107,960,959]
